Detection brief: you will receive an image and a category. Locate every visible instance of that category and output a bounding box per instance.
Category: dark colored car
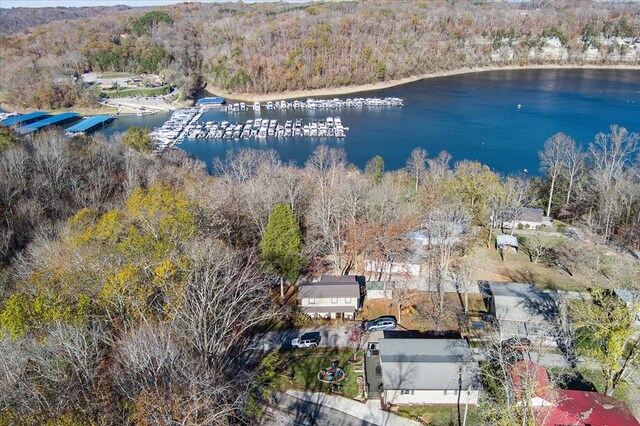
[501,337,532,351]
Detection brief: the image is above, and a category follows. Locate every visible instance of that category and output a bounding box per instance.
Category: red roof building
[508,361,639,426]
[543,390,640,426]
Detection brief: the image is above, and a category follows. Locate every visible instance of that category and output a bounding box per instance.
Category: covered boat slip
[16,112,80,135]
[65,115,115,135]
[0,111,50,127]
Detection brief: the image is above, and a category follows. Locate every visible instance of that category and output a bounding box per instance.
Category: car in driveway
[363,316,397,332]
[291,332,321,348]
[501,337,532,352]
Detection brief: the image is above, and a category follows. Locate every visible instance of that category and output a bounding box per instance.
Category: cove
[99,68,640,175]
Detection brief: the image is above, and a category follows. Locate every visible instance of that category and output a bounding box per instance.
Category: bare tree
[540,133,567,217]
[560,138,585,206]
[406,148,428,193]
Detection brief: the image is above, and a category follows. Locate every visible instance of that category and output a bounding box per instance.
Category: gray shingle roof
[379,338,479,390]
[298,277,360,299]
[488,282,560,335]
[301,305,356,314]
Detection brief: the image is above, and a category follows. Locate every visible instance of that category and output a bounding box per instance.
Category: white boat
[253,101,261,111]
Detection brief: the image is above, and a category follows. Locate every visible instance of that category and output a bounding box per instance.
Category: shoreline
[205,64,640,102]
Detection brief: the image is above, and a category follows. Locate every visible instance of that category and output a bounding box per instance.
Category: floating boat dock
[149,107,349,152]
[188,117,348,140]
[196,96,225,107]
[16,112,80,135]
[65,115,115,136]
[224,96,403,112]
[0,111,51,127]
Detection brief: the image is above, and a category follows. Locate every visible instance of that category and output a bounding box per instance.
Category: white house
[378,337,481,405]
[298,275,362,320]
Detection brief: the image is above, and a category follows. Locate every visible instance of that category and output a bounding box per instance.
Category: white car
[291,332,321,348]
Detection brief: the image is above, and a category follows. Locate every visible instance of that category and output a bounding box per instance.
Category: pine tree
[261,203,305,297]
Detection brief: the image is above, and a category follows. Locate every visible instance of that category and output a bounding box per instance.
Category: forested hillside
[0,5,132,35]
[0,0,638,109]
[0,122,638,423]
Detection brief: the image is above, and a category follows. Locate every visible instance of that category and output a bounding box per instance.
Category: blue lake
[99,68,640,175]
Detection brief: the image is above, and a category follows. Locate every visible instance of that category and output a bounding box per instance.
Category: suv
[291,332,321,348]
[363,316,397,332]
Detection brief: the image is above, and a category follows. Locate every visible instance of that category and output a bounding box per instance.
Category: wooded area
[0,0,638,109]
[0,122,638,423]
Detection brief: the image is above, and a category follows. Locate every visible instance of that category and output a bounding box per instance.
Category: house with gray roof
[298,275,363,320]
[502,207,549,230]
[486,282,561,340]
[377,336,481,405]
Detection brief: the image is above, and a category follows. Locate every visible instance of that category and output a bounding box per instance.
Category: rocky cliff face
[490,36,639,63]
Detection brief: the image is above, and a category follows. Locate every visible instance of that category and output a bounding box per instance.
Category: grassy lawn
[473,246,583,291]
[397,404,481,425]
[274,348,362,400]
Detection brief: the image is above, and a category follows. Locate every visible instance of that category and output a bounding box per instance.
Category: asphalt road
[262,392,376,426]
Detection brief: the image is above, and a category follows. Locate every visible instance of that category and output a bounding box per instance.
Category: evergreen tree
[261,203,305,297]
[365,155,385,184]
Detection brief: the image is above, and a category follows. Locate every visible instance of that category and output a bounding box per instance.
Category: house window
[331,298,338,304]
[308,298,315,304]
[345,298,352,303]
[401,390,414,395]
[444,390,458,396]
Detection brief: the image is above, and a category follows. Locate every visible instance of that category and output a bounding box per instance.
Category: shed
[496,234,518,253]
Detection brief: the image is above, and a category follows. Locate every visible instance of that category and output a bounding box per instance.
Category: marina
[150,106,349,152]
[16,112,80,135]
[224,96,403,112]
[65,115,115,136]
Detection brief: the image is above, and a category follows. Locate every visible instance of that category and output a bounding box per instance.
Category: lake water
[99,68,640,175]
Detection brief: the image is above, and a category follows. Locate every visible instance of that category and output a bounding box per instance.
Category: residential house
[298,275,363,320]
[502,207,550,230]
[375,333,481,405]
[484,282,561,341]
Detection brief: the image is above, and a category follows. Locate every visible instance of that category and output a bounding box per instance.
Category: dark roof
[320,275,359,283]
[505,207,544,222]
[298,275,362,299]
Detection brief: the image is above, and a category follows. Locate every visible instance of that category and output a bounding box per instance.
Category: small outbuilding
[496,235,519,260]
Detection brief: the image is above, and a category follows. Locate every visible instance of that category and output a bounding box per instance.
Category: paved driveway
[250,324,360,352]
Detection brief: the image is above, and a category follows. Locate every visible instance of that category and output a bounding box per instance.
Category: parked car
[501,337,532,352]
[363,316,397,332]
[291,332,321,348]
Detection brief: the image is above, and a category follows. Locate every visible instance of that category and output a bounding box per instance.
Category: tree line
[0,122,638,423]
[0,0,638,109]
